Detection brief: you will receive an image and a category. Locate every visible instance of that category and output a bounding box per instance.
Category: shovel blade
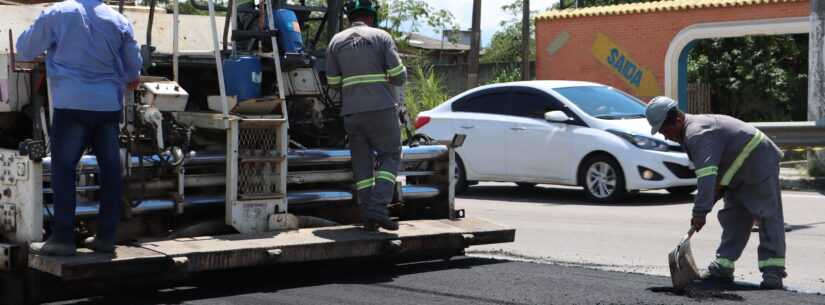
[668,238,701,290]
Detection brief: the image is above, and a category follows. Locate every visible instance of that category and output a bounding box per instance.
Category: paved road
[48,257,824,305]
[43,183,825,304]
[460,183,825,294]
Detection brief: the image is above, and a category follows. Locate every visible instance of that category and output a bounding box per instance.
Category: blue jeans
[50,109,122,243]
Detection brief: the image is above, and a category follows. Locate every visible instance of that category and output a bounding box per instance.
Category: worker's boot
[362,221,379,231]
[30,237,76,256]
[760,268,786,290]
[361,206,399,231]
[360,203,380,231]
[701,260,734,284]
[370,215,399,231]
[83,236,116,254]
[362,218,398,231]
[362,214,399,231]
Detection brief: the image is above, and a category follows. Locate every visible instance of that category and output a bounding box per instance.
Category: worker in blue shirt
[17,0,142,256]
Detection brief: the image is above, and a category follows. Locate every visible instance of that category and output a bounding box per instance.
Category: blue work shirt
[16,0,142,111]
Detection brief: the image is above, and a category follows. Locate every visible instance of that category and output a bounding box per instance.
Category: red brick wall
[535,1,809,101]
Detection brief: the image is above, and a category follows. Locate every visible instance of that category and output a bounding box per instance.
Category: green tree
[377,0,458,41]
[481,0,549,83]
[482,0,654,77]
[158,0,226,15]
[688,35,808,122]
[484,64,522,84]
[481,0,535,64]
[298,0,457,53]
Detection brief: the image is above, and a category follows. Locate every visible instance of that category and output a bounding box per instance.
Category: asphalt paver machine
[0,1,514,303]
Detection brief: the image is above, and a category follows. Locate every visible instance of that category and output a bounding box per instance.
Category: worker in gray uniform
[326,0,406,231]
[646,97,786,289]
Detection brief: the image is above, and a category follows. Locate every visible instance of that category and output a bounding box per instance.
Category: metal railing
[752,120,825,149]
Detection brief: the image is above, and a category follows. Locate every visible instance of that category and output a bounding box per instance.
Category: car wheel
[667,186,697,196]
[516,182,537,189]
[454,155,469,194]
[579,154,627,203]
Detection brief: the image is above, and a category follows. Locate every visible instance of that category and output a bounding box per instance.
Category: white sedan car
[415,81,697,203]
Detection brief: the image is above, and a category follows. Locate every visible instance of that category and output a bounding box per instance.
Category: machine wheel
[579,154,627,203]
[455,155,469,195]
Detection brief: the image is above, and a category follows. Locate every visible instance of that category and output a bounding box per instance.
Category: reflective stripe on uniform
[758,258,785,268]
[387,64,406,77]
[342,73,387,87]
[695,166,718,178]
[720,131,766,186]
[356,177,375,190]
[715,257,736,269]
[327,75,342,85]
[376,170,396,183]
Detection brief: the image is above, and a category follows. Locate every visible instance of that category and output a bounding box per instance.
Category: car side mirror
[544,111,571,123]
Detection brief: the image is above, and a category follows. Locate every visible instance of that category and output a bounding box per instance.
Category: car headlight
[607,129,670,152]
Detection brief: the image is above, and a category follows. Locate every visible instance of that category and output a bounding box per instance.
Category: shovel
[668,227,701,290]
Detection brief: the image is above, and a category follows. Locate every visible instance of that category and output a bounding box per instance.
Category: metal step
[44,185,444,219]
[28,218,514,280]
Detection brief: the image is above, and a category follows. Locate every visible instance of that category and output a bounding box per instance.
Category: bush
[404,65,449,123]
[809,153,825,177]
[485,67,521,84]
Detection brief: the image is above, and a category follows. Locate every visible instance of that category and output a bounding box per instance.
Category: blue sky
[419,1,559,47]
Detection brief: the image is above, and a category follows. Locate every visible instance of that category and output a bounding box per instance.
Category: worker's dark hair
[662,107,683,127]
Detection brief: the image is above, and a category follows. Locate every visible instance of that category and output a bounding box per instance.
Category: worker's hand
[691,215,706,232]
[127,79,140,91]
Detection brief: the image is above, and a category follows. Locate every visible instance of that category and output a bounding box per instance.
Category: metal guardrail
[752,121,825,149]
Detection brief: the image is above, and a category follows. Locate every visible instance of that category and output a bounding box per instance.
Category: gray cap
[646,96,678,135]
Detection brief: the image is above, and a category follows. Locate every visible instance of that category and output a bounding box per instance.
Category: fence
[687,82,712,114]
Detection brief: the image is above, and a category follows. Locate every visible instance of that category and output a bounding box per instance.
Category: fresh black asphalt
[47,257,824,305]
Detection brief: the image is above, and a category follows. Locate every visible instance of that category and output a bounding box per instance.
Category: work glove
[691,215,706,232]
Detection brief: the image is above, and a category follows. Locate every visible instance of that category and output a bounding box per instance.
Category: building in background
[400,32,471,65]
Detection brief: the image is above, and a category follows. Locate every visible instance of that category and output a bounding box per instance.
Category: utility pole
[521,0,530,80]
[810,0,825,174]
[467,0,481,89]
[327,0,341,39]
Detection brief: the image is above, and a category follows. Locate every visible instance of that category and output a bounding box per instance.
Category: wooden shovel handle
[676,227,697,245]
[686,227,696,239]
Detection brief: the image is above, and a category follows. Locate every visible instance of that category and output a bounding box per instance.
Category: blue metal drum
[275,9,304,53]
[223,55,262,101]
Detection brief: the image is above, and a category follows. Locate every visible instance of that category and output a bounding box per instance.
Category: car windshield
[554,86,647,120]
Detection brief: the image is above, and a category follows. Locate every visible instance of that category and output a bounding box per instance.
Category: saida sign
[591,33,661,97]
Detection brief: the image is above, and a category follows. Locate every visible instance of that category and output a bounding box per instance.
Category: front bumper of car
[618,149,697,191]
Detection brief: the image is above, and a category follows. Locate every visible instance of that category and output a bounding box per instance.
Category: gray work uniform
[326,21,407,219]
[683,114,786,276]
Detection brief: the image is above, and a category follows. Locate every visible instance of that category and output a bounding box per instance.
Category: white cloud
[419,0,559,46]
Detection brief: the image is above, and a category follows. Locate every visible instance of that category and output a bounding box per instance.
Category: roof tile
[535,0,805,21]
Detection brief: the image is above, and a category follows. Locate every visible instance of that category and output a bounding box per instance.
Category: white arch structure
[664,17,809,103]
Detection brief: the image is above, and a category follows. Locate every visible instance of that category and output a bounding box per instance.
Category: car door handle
[460,125,475,129]
[510,127,527,131]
